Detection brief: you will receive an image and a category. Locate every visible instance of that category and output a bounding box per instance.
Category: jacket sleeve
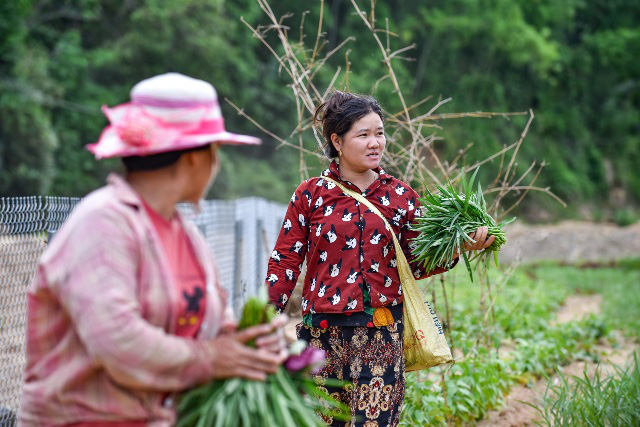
[46,210,218,391]
[265,182,311,312]
[400,188,458,280]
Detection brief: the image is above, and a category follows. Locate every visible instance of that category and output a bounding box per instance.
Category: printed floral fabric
[266,161,454,319]
[298,321,405,426]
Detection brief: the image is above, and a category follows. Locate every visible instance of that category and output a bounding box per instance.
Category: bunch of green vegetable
[410,169,515,281]
[177,295,349,427]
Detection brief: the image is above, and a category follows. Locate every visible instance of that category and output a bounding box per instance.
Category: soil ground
[499,221,640,265]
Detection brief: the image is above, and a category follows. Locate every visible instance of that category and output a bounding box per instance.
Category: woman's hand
[206,317,289,381]
[465,226,496,251]
[453,226,495,259]
[256,314,289,361]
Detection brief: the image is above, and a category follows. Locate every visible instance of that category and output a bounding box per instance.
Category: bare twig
[390,95,434,117]
[298,10,308,48]
[388,43,417,60]
[502,110,534,191]
[308,36,356,81]
[484,185,567,207]
[482,263,518,324]
[414,111,527,122]
[489,109,535,213]
[225,98,323,159]
[310,0,324,64]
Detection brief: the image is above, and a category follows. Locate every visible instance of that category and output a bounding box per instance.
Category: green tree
[1,0,638,222]
[0,0,57,196]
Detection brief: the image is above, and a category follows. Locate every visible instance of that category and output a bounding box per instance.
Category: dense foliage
[1,0,638,222]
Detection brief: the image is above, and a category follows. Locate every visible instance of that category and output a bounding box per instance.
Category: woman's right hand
[206,323,285,381]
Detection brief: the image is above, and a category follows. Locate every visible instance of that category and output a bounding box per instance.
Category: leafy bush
[402,348,512,426]
[613,208,638,227]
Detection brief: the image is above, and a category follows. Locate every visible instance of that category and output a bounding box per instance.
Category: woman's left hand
[464,226,495,251]
[453,226,495,259]
[255,314,289,362]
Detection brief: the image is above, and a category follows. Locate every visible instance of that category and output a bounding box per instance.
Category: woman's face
[332,112,385,172]
[185,144,219,202]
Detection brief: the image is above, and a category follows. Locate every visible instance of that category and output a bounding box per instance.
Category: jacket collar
[106,173,194,222]
[106,173,144,209]
[322,160,391,194]
[323,160,391,183]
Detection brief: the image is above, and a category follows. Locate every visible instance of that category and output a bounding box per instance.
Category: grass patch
[531,352,640,426]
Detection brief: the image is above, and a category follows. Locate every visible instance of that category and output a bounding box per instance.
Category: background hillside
[1,0,638,223]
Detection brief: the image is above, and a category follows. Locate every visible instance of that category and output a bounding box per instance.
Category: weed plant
[511,317,607,379]
[532,353,640,426]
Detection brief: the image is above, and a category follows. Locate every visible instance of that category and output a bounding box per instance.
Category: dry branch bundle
[230,0,563,223]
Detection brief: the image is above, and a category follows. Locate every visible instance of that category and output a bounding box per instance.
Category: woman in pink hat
[19,73,287,426]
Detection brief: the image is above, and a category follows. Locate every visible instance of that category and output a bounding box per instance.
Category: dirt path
[499,221,640,265]
[478,294,638,427]
[552,294,602,325]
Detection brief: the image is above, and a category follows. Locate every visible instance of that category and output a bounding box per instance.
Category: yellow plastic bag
[324,178,453,371]
[391,232,453,371]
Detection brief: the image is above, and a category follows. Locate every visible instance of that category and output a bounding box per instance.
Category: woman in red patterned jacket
[265,91,494,426]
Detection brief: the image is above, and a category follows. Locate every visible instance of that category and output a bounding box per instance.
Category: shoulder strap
[323,177,413,278]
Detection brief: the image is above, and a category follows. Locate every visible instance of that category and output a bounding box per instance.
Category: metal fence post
[233,218,244,314]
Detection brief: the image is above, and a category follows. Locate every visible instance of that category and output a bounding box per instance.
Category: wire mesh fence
[0,195,286,425]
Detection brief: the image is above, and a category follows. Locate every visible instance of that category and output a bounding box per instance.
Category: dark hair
[122,144,210,172]
[313,91,384,159]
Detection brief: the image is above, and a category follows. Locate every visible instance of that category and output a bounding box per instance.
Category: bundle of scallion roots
[411,169,515,281]
[177,295,349,427]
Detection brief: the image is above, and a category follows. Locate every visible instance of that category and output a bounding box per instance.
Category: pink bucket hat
[87,73,261,159]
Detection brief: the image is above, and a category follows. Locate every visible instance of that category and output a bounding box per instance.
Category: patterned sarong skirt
[297,320,405,427]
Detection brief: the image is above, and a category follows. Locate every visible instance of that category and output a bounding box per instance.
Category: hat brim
[88,128,261,159]
[181,132,262,146]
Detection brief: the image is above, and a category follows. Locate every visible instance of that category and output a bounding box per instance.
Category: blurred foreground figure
[19,73,286,426]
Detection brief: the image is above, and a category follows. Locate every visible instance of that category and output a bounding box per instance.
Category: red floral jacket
[265,161,453,317]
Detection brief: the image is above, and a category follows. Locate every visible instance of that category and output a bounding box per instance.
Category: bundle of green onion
[177,295,349,427]
[410,169,515,281]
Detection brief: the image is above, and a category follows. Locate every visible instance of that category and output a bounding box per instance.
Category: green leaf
[462,250,473,282]
[465,168,479,214]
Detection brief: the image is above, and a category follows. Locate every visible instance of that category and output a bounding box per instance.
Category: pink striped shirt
[19,174,230,427]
